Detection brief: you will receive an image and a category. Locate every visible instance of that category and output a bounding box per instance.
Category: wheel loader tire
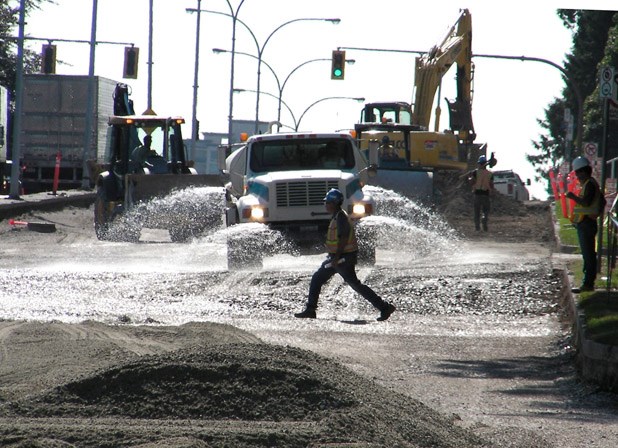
[169,225,204,243]
[94,188,112,241]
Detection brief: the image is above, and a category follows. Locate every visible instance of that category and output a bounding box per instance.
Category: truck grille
[276,180,339,207]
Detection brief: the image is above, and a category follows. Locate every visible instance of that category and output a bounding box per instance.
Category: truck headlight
[351,203,372,216]
[242,206,268,220]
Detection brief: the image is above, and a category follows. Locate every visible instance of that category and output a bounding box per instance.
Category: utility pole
[9,0,26,198]
[81,0,98,189]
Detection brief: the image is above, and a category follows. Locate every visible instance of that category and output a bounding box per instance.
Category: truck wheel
[115,219,141,243]
[94,188,112,241]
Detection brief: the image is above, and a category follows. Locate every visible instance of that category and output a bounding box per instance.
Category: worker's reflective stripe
[325,213,358,254]
[571,178,602,223]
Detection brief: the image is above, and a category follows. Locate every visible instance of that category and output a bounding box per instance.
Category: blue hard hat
[478,155,488,165]
[324,188,344,205]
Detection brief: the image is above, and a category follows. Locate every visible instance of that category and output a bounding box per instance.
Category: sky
[19,0,618,199]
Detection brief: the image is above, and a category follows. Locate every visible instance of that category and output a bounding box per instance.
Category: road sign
[600,66,614,99]
[584,142,598,157]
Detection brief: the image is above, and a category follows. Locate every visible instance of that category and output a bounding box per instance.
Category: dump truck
[93,84,221,242]
[354,9,488,201]
[220,131,377,269]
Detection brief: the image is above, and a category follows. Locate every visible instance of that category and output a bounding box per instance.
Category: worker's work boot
[377,303,396,321]
[294,308,316,319]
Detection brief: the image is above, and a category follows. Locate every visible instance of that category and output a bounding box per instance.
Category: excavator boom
[413,8,474,142]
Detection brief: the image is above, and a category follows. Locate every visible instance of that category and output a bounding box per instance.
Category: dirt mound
[4,343,483,447]
[435,171,554,243]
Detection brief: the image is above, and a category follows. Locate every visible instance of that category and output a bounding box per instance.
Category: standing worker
[294,188,396,321]
[468,155,495,231]
[566,156,605,292]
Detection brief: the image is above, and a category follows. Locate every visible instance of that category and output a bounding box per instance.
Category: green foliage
[578,292,618,345]
[555,200,580,246]
[0,0,52,98]
[528,10,618,196]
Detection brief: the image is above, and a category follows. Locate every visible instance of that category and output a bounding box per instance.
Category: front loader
[94,113,221,242]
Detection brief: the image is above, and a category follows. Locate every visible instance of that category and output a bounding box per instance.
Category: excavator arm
[412,9,475,143]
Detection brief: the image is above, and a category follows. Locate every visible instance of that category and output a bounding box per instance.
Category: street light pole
[190,0,202,160]
[472,53,584,157]
[9,0,26,199]
[234,88,297,130]
[215,49,355,132]
[235,88,364,132]
[81,0,98,189]
[252,18,340,134]
[190,8,340,135]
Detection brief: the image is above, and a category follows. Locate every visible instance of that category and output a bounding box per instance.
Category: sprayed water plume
[105,186,225,242]
[359,185,460,259]
[200,222,297,258]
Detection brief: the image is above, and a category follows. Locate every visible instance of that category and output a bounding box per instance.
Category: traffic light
[41,44,56,74]
[123,46,139,79]
[331,50,345,80]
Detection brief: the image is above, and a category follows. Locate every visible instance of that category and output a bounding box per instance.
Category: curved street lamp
[188,7,340,135]
[234,88,297,130]
[187,1,247,145]
[234,88,364,132]
[216,48,355,131]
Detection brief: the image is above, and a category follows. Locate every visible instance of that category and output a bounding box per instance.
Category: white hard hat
[572,156,590,172]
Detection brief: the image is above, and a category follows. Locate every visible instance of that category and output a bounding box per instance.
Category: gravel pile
[3,343,485,448]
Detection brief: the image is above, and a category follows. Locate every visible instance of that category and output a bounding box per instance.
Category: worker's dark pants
[576,218,598,287]
[306,252,387,311]
[473,192,490,231]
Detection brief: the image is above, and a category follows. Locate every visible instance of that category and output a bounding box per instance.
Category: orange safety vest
[325,211,358,254]
[570,178,603,223]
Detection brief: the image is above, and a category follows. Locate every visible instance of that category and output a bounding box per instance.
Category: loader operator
[469,155,495,231]
[294,188,396,321]
[131,135,167,173]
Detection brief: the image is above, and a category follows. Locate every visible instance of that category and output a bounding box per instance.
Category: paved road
[0,194,616,447]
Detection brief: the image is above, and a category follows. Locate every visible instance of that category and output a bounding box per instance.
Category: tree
[0,0,51,98]
[528,10,618,196]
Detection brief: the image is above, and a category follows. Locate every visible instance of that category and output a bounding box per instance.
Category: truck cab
[221,132,376,269]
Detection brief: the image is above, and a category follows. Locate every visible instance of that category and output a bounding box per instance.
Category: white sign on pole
[584,142,598,158]
[600,66,614,99]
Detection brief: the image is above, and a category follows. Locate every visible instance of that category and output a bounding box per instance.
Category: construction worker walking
[468,155,495,231]
[566,156,605,292]
[294,188,396,321]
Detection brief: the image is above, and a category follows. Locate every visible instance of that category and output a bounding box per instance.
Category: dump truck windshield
[250,139,355,172]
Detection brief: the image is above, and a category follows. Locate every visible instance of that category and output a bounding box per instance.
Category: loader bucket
[126,174,222,203]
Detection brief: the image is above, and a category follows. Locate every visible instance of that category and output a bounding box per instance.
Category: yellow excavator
[355,9,490,201]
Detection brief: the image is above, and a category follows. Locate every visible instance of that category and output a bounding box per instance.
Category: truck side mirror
[218,145,230,173]
[526,179,531,186]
